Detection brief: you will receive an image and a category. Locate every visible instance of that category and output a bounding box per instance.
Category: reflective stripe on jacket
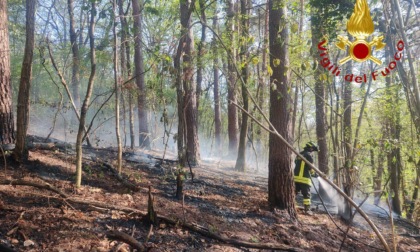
[294,159,311,185]
[294,150,313,186]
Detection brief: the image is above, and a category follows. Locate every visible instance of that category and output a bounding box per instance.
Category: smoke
[316,177,346,215]
[27,102,271,177]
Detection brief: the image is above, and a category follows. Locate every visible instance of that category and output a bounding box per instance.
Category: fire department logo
[336,0,385,65]
[317,0,404,84]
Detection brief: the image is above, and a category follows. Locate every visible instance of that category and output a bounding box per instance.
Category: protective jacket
[294,150,314,185]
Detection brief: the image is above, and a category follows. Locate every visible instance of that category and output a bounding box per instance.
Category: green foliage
[309,0,354,37]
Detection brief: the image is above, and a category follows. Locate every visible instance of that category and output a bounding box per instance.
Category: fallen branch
[0,179,69,198]
[106,230,145,251]
[100,161,141,192]
[160,218,305,251]
[1,179,304,251]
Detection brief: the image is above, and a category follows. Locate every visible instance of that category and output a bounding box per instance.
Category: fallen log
[0,179,304,251]
[0,179,69,198]
[106,230,145,251]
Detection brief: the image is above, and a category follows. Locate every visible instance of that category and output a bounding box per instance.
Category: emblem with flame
[336,0,385,65]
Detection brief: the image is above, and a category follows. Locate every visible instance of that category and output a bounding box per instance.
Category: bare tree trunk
[385,81,402,215]
[268,0,297,219]
[0,0,15,147]
[14,0,36,162]
[310,22,328,175]
[308,4,330,203]
[196,0,206,112]
[374,142,384,205]
[341,63,353,221]
[67,0,80,108]
[75,1,96,188]
[235,0,249,172]
[132,0,150,149]
[291,0,303,139]
[174,38,185,167]
[113,0,122,173]
[118,0,135,149]
[180,0,200,166]
[212,7,221,152]
[227,0,238,158]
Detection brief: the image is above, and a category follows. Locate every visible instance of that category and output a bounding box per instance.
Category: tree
[67,0,80,108]
[14,0,36,161]
[113,0,122,173]
[196,0,206,111]
[132,0,150,149]
[0,0,15,147]
[310,15,328,175]
[235,0,250,172]
[267,0,297,219]
[178,0,200,166]
[75,1,96,188]
[118,0,135,149]
[212,6,221,152]
[226,0,239,158]
[383,36,403,214]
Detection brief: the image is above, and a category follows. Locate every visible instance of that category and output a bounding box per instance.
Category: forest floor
[0,139,419,252]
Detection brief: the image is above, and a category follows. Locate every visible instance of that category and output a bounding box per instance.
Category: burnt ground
[0,144,419,252]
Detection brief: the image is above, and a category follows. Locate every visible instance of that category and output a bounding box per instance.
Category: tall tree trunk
[341,63,353,221]
[382,29,403,214]
[132,0,150,149]
[75,1,96,188]
[385,82,402,215]
[196,0,206,112]
[227,0,238,158]
[291,0,303,139]
[310,22,328,175]
[174,57,185,166]
[268,0,297,219]
[235,0,249,172]
[310,17,329,202]
[255,2,268,146]
[67,0,80,108]
[14,0,35,162]
[180,0,200,166]
[374,142,384,205]
[0,0,15,147]
[113,0,122,173]
[118,0,135,149]
[212,7,221,153]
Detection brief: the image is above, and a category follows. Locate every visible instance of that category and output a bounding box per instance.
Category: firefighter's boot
[304,205,313,215]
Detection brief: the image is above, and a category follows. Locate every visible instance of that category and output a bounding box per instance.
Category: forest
[0,0,419,251]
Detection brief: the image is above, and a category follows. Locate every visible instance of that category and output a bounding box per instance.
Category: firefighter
[294,141,319,214]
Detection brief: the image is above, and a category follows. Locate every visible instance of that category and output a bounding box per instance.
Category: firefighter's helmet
[305,141,319,152]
